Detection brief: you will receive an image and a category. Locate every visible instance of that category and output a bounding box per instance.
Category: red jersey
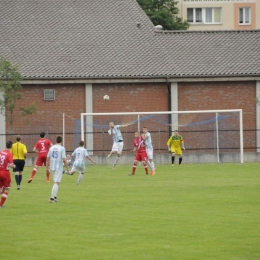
[134,136,146,153]
[0,149,14,172]
[34,138,53,156]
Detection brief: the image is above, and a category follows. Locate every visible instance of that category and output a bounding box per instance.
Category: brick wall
[6,81,257,156]
[7,84,86,153]
[178,81,256,152]
[92,82,169,155]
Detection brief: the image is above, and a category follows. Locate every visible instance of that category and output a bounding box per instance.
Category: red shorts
[0,170,11,188]
[135,152,147,162]
[36,154,47,166]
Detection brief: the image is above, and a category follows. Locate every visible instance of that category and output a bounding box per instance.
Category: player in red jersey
[0,141,15,208]
[129,132,148,176]
[28,132,53,183]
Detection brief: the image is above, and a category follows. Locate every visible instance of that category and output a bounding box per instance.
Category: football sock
[132,164,137,174]
[150,162,155,171]
[172,156,175,164]
[144,164,148,174]
[77,173,84,184]
[147,161,152,169]
[51,183,59,198]
[0,191,8,206]
[31,168,37,178]
[179,157,182,165]
[46,171,50,180]
[114,156,119,166]
[18,174,22,185]
[15,175,19,185]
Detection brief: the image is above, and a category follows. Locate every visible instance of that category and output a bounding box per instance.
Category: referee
[11,135,27,190]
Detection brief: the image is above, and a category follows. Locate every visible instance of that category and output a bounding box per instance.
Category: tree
[0,56,37,133]
[137,0,189,30]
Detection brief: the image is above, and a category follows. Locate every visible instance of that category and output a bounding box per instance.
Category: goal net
[77,109,243,164]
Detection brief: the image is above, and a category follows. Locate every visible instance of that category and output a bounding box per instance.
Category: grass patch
[1,163,260,259]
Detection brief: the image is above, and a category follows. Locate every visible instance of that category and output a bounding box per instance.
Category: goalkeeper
[167,130,185,166]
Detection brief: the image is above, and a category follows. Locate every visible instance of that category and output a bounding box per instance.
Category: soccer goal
[79,109,243,164]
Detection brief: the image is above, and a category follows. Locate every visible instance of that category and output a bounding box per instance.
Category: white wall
[171,82,178,131]
[85,83,93,154]
[256,81,260,152]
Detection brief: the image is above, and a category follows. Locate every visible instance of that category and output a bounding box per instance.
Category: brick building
[0,0,260,163]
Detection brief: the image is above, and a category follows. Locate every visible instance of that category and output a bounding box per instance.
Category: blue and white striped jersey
[144,132,153,150]
[72,146,88,168]
[47,144,66,172]
[108,125,123,143]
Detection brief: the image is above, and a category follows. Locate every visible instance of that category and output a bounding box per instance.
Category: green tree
[0,56,37,133]
[137,0,189,30]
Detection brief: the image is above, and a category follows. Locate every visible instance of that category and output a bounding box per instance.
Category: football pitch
[2,163,260,260]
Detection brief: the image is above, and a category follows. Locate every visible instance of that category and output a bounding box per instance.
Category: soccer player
[107,122,127,168]
[11,135,27,190]
[46,136,69,203]
[66,154,73,167]
[64,140,96,185]
[0,141,15,208]
[142,126,156,175]
[167,130,185,166]
[28,132,53,183]
[129,132,148,176]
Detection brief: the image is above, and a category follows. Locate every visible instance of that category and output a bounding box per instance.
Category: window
[187,8,222,24]
[239,7,251,25]
[44,89,55,100]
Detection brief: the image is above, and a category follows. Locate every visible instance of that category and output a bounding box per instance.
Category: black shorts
[13,160,25,172]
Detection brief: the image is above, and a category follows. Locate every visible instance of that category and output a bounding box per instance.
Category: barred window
[44,89,55,100]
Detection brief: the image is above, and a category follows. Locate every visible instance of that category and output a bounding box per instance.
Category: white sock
[77,173,84,184]
[114,156,120,165]
[147,161,152,169]
[150,162,155,171]
[51,183,59,198]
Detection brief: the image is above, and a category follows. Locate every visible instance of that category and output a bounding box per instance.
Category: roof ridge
[155,29,260,34]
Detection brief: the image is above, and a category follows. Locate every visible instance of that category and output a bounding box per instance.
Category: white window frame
[187,7,222,25]
[44,89,55,100]
[238,7,251,25]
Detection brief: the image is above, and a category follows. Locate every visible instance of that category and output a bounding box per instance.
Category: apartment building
[176,0,260,30]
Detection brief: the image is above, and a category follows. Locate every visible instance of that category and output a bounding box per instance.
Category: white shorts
[112,142,124,154]
[146,149,153,160]
[51,170,63,183]
[71,164,85,173]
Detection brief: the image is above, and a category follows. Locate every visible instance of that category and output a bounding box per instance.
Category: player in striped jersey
[107,122,127,169]
[64,141,96,185]
[47,136,69,203]
[167,130,185,166]
[142,127,156,175]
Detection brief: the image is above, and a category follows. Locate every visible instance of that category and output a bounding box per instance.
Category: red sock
[46,171,50,180]
[144,164,148,174]
[132,164,137,174]
[0,191,8,206]
[31,168,37,178]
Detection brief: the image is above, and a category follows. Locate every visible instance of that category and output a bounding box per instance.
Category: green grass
[1,163,260,260]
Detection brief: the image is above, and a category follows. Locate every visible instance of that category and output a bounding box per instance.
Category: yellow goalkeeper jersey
[167,135,184,148]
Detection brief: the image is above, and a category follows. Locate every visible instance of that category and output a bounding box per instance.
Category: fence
[0,129,259,156]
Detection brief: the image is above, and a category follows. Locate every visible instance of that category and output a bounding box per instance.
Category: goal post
[80,109,244,164]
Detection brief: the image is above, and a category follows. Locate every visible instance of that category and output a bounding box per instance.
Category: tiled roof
[0,0,260,79]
